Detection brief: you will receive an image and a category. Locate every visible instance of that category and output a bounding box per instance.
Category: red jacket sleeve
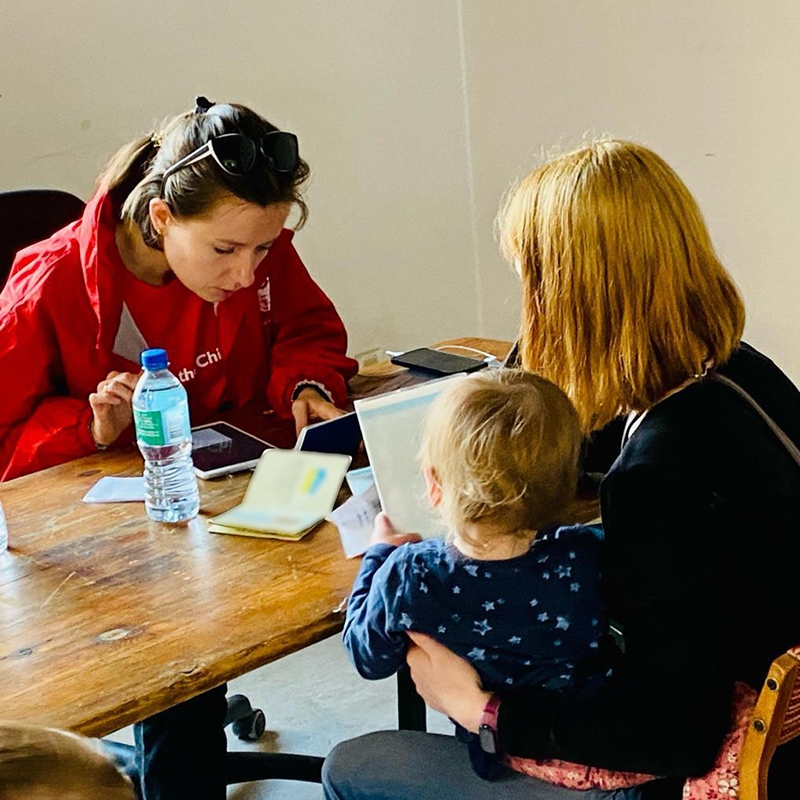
[262,235,358,416]
[0,301,96,482]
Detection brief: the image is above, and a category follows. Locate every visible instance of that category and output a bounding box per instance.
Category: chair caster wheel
[232,708,266,741]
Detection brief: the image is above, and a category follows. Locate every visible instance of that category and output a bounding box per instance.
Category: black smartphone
[390,347,488,377]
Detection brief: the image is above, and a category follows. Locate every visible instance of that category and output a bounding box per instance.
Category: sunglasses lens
[213,135,257,174]
[262,132,299,172]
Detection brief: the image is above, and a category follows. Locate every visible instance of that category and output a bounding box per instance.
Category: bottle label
[134,408,190,447]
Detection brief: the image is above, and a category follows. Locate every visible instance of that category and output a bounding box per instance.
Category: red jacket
[0,191,357,481]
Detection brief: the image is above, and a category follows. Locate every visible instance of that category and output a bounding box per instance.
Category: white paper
[355,374,466,537]
[328,484,382,558]
[83,476,145,504]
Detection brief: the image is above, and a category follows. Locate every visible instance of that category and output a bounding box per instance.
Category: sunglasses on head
[161,131,299,184]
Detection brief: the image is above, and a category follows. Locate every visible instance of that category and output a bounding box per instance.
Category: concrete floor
[112,633,453,799]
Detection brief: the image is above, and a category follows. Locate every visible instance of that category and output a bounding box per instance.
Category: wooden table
[0,338,515,737]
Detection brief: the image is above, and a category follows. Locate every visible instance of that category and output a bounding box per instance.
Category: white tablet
[191,422,274,480]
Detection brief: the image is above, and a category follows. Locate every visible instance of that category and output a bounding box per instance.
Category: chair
[739,646,800,800]
[0,189,86,287]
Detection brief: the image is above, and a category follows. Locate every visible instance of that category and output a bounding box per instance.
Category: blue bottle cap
[140,348,168,370]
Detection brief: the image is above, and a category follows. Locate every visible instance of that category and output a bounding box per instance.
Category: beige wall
[2,1,799,379]
[460,0,800,381]
[0,1,479,357]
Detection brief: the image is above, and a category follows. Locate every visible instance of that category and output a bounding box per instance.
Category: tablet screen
[295,412,362,458]
[191,422,273,479]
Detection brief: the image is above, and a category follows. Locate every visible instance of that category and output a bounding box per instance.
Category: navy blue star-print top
[344,524,611,693]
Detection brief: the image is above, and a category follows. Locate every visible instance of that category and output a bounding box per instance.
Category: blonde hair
[419,370,581,536]
[0,722,134,800]
[498,139,745,433]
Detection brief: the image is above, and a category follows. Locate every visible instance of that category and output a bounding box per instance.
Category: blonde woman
[324,141,800,800]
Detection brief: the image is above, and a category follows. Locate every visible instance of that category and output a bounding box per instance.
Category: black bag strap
[710,373,800,467]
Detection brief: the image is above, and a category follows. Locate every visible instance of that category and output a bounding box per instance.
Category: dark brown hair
[98,101,310,248]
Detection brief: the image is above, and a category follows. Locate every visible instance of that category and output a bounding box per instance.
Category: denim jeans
[323,731,645,800]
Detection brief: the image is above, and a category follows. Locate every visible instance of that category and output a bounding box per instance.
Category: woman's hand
[291,386,345,436]
[407,632,492,733]
[370,512,422,548]
[89,371,141,447]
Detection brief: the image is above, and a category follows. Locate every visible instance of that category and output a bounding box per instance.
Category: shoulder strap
[710,373,800,467]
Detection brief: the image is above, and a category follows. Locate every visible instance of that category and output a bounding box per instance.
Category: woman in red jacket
[0,96,357,481]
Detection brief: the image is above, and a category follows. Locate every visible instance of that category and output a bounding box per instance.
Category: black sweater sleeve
[497,462,734,777]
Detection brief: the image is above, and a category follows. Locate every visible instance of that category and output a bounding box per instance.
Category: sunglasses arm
[162,143,214,182]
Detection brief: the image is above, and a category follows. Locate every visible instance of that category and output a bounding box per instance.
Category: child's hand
[370,512,422,548]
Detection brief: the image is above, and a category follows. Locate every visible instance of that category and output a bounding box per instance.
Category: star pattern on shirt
[554,565,572,579]
[351,526,608,716]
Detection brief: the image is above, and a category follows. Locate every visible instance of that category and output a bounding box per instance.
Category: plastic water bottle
[132,348,200,523]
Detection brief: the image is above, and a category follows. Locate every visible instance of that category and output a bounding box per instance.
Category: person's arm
[0,308,98,481]
[496,463,733,777]
[343,543,415,680]
[260,233,358,417]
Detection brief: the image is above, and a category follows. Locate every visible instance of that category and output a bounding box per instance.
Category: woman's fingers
[309,399,346,421]
[89,392,121,407]
[406,632,489,732]
[291,400,309,436]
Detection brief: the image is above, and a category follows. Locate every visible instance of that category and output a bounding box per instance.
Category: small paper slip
[209,449,351,539]
[83,476,145,504]
[345,466,375,496]
[328,484,382,558]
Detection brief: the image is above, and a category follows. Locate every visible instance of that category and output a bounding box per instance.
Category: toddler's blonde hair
[419,370,581,536]
[0,722,134,800]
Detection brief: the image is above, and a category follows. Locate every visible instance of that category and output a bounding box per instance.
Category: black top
[497,344,800,798]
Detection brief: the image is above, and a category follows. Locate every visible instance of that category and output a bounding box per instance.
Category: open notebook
[209,449,351,541]
[354,374,466,537]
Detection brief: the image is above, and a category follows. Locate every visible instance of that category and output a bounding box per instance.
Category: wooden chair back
[739,647,800,800]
